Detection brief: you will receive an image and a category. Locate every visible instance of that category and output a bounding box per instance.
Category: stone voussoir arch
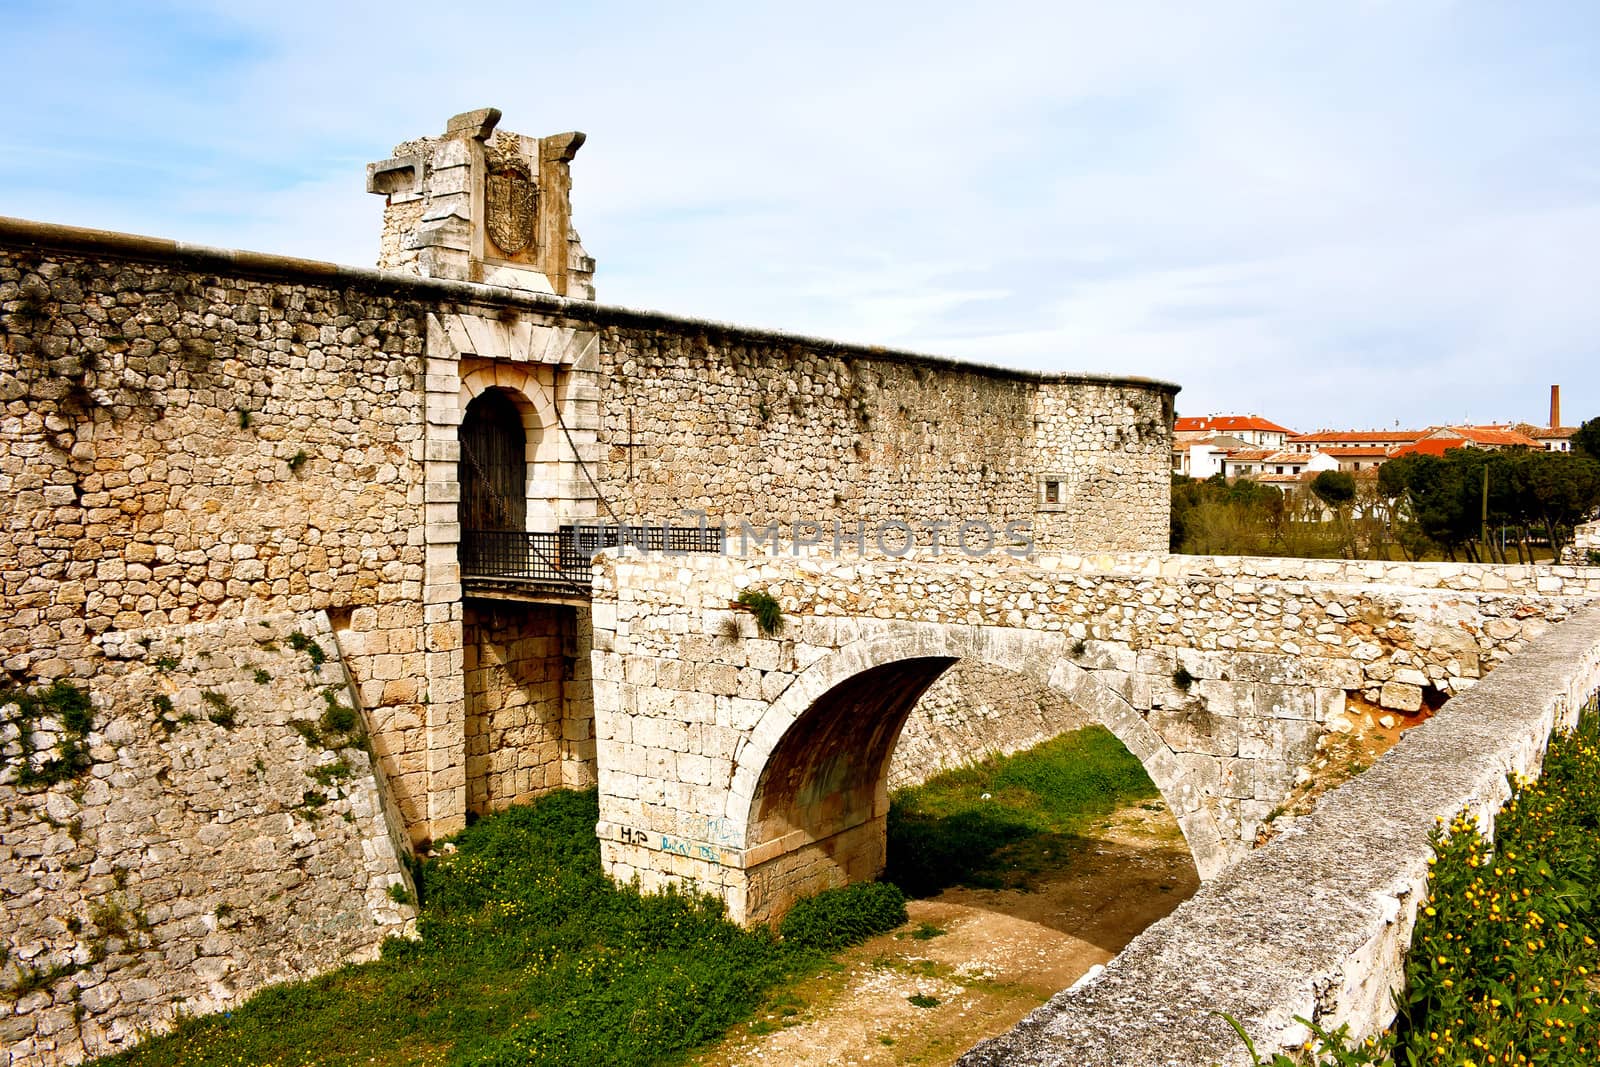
[458,363,557,437]
[724,620,1230,881]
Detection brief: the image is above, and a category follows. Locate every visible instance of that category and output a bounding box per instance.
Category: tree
[1574,416,1600,463]
[1310,470,1359,557]
[1169,474,1285,556]
[1521,450,1600,558]
[1310,471,1356,510]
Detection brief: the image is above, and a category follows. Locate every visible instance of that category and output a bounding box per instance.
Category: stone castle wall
[0,613,415,1066]
[589,328,1173,554]
[462,601,595,815]
[2,217,1177,848]
[0,236,446,843]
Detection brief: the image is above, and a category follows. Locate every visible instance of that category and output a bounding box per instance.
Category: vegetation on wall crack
[0,679,95,788]
[289,686,363,751]
[735,588,786,637]
[286,630,327,668]
[199,690,238,728]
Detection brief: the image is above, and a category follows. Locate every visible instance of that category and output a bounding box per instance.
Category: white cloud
[2,0,1596,430]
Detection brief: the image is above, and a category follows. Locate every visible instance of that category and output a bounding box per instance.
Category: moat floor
[692,803,1198,1067]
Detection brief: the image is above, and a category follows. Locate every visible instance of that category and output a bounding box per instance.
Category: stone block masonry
[1,215,1178,848]
[588,549,1599,925]
[888,660,1092,791]
[463,600,595,814]
[0,612,415,1066]
[591,334,1174,555]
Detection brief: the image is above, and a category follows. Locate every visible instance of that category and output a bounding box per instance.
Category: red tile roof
[1434,426,1541,448]
[1321,446,1391,458]
[1290,430,1424,445]
[1389,438,1469,458]
[1175,415,1296,435]
[1512,422,1577,439]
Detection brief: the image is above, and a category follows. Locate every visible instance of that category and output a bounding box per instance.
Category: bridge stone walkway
[590,550,1600,924]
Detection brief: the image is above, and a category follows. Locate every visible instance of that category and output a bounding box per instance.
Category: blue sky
[3,1,1598,432]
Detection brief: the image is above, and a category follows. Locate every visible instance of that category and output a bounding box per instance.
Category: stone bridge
[590,550,1600,924]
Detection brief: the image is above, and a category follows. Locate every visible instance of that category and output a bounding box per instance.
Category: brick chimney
[1551,384,1561,429]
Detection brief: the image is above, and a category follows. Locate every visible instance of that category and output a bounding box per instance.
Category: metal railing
[460,523,724,594]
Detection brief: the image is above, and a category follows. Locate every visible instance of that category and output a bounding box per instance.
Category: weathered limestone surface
[958,601,1600,1067]
[0,238,445,838]
[0,613,415,1066]
[593,342,1174,555]
[370,109,596,299]
[463,601,595,814]
[1568,519,1600,565]
[589,550,1599,924]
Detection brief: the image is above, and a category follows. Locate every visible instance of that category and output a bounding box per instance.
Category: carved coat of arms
[485,161,537,256]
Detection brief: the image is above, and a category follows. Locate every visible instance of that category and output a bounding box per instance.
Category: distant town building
[1289,429,1426,451]
[1223,450,1339,480]
[1174,415,1295,449]
[1177,386,1584,492]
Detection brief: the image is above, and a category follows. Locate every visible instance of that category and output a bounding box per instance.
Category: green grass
[886,725,1161,896]
[1231,693,1600,1066]
[92,789,874,1067]
[779,882,907,952]
[90,726,1159,1066]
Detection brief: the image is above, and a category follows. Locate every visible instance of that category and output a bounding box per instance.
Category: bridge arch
[725,624,1226,923]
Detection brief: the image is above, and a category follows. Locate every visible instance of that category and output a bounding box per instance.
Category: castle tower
[366,108,596,299]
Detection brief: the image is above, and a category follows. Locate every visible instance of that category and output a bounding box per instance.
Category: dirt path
[691,803,1199,1067]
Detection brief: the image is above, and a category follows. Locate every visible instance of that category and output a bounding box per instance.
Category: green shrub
[95,789,805,1067]
[735,588,785,637]
[779,882,907,952]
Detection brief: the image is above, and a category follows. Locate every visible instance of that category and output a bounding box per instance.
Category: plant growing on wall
[0,679,94,788]
[734,588,786,638]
